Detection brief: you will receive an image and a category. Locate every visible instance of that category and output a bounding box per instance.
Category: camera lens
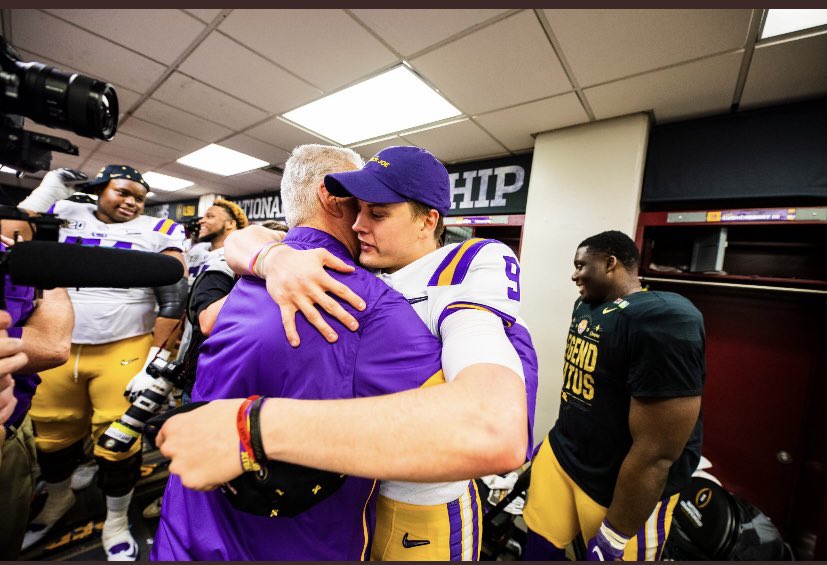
[17,61,119,141]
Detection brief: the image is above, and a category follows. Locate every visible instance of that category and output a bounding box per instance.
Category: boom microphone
[5,240,184,288]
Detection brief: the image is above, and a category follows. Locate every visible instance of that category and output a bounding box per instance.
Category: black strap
[249,396,268,464]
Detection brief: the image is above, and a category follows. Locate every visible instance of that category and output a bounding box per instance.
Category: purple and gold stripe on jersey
[437,300,517,330]
[447,480,481,561]
[153,218,180,235]
[360,480,378,561]
[428,238,495,287]
[634,493,679,561]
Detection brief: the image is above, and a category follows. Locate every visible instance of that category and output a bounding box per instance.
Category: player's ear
[605,255,618,273]
[420,209,439,239]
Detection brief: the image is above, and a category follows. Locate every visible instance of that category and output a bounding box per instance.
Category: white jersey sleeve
[426,239,523,335]
[426,239,525,383]
[144,217,186,254]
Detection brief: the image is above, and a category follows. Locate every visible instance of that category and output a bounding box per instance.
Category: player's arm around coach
[157,225,527,491]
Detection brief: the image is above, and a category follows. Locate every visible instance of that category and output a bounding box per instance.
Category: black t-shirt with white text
[548,290,705,507]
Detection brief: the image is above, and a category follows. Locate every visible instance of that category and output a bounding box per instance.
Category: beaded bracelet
[248,241,285,278]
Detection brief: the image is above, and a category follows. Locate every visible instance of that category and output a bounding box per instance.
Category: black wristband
[249,396,268,464]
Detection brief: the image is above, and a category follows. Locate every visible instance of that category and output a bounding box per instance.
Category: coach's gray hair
[281,144,364,227]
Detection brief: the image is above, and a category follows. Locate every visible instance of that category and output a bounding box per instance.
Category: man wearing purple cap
[151,144,447,561]
[155,146,538,561]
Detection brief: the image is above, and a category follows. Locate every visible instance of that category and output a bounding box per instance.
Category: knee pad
[96,453,142,497]
[37,439,84,483]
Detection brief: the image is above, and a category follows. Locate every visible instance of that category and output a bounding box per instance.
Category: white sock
[103,490,133,534]
[35,478,75,524]
[102,490,138,560]
[22,478,76,550]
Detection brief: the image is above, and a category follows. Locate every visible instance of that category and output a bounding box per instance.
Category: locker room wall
[519,113,649,446]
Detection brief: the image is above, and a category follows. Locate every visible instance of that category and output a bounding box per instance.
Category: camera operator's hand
[156,398,245,490]
[124,346,170,402]
[18,168,89,213]
[0,310,28,426]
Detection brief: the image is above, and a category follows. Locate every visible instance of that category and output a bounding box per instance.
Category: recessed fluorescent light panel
[0,166,18,174]
[142,171,194,192]
[177,144,269,176]
[761,9,827,39]
[283,66,462,145]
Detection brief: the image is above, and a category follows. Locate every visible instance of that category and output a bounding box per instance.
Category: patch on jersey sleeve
[437,300,516,329]
[153,218,180,235]
[427,238,495,287]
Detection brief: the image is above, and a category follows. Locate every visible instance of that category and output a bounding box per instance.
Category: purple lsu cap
[325,146,451,216]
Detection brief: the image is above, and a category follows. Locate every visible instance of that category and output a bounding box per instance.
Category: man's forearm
[224,225,280,276]
[20,288,73,372]
[261,364,527,481]
[605,446,673,536]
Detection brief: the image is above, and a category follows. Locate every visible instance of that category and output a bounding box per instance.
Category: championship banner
[446,153,532,217]
[226,191,284,222]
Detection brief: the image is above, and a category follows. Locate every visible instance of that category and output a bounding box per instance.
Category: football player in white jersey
[18,165,187,560]
[154,146,538,561]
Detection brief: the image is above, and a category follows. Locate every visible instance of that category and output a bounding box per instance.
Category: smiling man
[523,230,706,561]
[18,165,187,560]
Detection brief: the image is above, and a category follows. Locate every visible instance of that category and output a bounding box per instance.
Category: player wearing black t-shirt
[523,231,705,561]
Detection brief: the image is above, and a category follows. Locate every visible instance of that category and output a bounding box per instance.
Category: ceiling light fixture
[761,9,827,39]
[142,171,194,192]
[177,144,269,176]
[283,66,462,146]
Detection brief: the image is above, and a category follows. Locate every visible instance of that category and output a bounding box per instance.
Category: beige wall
[520,113,650,446]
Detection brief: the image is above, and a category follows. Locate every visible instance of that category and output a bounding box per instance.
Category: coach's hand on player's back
[156,398,245,490]
[257,245,366,347]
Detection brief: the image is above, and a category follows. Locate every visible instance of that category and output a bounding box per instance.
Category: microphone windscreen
[7,240,184,288]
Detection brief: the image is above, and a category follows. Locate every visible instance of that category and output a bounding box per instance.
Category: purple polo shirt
[152,227,444,561]
[1,242,38,431]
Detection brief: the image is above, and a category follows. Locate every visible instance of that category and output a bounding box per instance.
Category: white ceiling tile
[475,93,589,151]
[179,32,321,114]
[219,170,281,194]
[86,147,165,175]
[11,10,165,93]
[183,9,222,24]
[349,136,404,162]
[132,99,233,142]
[153,72,269,130]
[95,132,182,163]
[49,152,87,171]
[117,117,206,153]
[411,10,572,115]
[584,51,744,123]
[152,162,224,185]
[219,134,291,166]
[44,9,206,65]
[351,9,509,57]
[740,31,827,109]
[219,10,397,92]
[245,117,332,152]
[545,9,753,87]
[400,120,506,163]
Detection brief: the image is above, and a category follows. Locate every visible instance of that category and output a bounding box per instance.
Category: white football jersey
[185,242,212,282]
[377,238,535,505]
[52,200,186,344]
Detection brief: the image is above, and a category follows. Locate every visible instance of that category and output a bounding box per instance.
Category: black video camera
[97,357,185,453]
[0,205,61,242]
[0,34,118,173]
